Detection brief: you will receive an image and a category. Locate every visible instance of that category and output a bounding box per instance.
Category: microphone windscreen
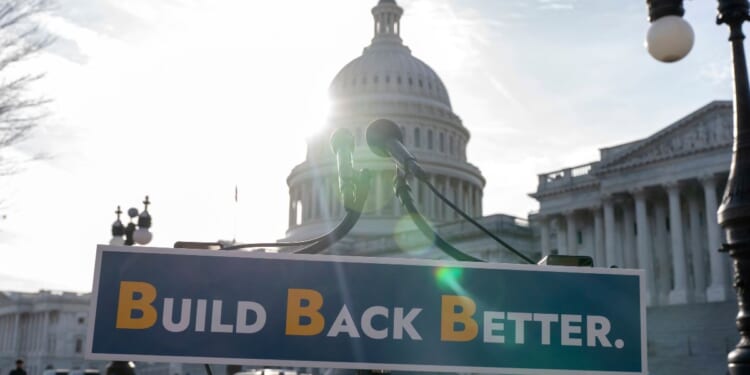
[366,119,403,157]
[330,128,355,153]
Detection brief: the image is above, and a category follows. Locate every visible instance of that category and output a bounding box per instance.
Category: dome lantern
[372,0,403,45]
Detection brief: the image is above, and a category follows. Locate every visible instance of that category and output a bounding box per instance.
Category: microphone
[330,128,356,209]
[366,119,427,179]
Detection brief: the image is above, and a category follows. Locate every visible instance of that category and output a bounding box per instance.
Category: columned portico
[530,101,734,306]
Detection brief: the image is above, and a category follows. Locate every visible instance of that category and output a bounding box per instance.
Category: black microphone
[366,119,427,179]
[330,128,356,209]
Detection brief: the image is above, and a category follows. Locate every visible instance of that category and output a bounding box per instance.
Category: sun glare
[302,94,333,138]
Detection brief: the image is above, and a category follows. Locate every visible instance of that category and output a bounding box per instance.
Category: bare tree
[0,0,53,175]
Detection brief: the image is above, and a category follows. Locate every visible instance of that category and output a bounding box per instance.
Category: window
[408,77,413,86]
[427,129,434,149]
[439,132,444,152]
[77,317,85,325]
[419,79,423,88]
[397,76,402,84]
[577,231,583,245]
[449,136,454,155]
[295,201,303,226]
[414,128,421,148]
[75,338,83,353]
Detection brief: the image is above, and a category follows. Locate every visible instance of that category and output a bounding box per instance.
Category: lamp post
[106,196,152,375]
[110,196,153,246]
[645,1,750,373]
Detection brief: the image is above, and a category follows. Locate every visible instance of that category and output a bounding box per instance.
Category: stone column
[479,189,483,216]
[300,182,309,222]
[622,201,637,269]
[448,178,457,220]
[653,199,670,305]
[633,188,655,305]
[554,216,567,255]
[539,216,551,257]
[470,185,477,218]
[603,197,617,267]
[462,182,470,216]
[565,211,577,255]
[666,182,689,304]
[429,174,437,218]
[41,311,49,353]
[441,178,448,220]
[687,190,707,302]
[592,205,605,267]
[288,188,295,227]
[703,175,729,301]
[12,313,19,353]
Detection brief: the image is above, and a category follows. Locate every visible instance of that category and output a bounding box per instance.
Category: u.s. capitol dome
[286,0,487,243]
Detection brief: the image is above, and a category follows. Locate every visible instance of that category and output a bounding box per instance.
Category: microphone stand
[394,171,482,262]
[179,169,372,254]
[294,169,372,254]
[420,179,535,264]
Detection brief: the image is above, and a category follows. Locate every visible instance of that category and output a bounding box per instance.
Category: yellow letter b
[116,281,157,329]
[285,288,324,336]
[441,295,478,342]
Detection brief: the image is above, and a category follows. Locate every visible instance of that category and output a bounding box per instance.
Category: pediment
[596,101,732,174]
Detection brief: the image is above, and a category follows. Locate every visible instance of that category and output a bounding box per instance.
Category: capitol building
[284,0,534,262]
[0,1,741,375]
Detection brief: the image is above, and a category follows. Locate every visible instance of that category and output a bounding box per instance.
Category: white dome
[329,43,452,110]
[285,0,484,241]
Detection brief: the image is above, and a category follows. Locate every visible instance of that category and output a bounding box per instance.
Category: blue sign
[87,245,646,374]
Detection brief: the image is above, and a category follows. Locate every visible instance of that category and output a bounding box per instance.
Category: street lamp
[106,196,152,375]
[110,196,153,246]
[645,1,750,373]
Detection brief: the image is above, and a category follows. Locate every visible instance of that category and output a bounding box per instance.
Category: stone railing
[537,162,599,192]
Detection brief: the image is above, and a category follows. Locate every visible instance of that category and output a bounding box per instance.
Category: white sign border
[86,244,648,375]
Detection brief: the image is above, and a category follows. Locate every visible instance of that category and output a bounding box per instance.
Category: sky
[0,0,735,292]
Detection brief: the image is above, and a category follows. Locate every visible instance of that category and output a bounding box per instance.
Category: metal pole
[716,1,750,374]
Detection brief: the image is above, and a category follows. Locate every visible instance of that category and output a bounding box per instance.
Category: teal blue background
[91,248,643,373]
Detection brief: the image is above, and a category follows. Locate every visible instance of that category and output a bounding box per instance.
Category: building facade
[530,101,734,306]
[286,0,486,234]
[283,0,534,261]
[0,291,104,375]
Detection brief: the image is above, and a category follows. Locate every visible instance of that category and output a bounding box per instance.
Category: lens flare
[435,266,466,295]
